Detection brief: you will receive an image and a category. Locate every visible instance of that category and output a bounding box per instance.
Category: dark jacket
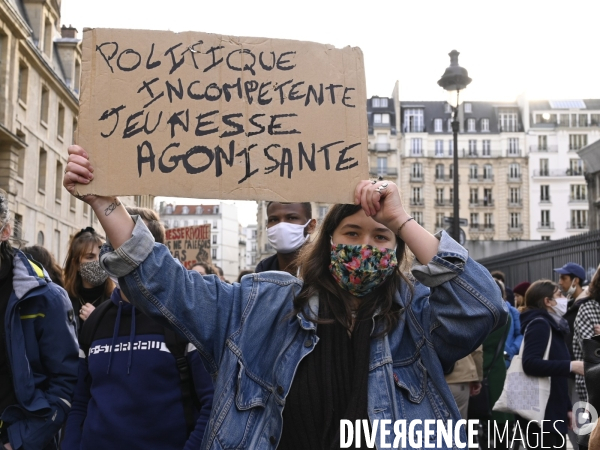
[62,289,214,450]
[255,254,279,273]
[1,250,79,450]
[521,309,572,435]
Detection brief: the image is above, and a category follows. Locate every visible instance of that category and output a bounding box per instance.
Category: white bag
[492,319,552,422]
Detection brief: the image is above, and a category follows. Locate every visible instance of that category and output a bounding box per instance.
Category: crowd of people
[0,143,599,449]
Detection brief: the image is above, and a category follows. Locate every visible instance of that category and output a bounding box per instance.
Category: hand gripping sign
[76,28,368,204]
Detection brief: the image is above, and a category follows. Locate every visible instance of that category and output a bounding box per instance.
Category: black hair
[266,202,312,220]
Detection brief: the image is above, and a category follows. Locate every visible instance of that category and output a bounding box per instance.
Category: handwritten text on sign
[77,29,368,203]
[165,224,211,270]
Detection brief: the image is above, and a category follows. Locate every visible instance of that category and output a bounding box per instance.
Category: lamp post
[437,50,471,243]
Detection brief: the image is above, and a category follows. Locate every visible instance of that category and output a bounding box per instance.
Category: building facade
[244,224,257,269]
[399,100,529,241]
[159,202,240,281]
[578,139,600,232]
[368,82,400,181]
[525,99,600,239]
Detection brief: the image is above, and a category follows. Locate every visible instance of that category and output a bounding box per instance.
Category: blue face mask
[329,242,398,297]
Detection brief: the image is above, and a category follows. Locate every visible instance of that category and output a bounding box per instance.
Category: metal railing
[435,199,452,206]
[479,229,600,288]
[533,169,584,177]
[508,224,524,232]
[529,145,558,153]
[569,196,588,203]
[507,174,522,182]
[469,175,495,183]
[374,143,391,151]
[469,225,495,232]
[410,199,425,206]
[434,175,455,182]
[537,222,555,230]
[508,199,523,207]
[567,222,589,230]
[410,174,424,182]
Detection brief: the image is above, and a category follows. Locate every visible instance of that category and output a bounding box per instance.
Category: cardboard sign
[164,224,211,270]
[77,28,368,204]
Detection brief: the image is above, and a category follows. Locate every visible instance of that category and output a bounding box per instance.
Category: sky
[60,0,600,225]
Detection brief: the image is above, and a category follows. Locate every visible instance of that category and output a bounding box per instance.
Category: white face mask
[566,281,577,297]
[267,220,311,254]
[552,297,568,317]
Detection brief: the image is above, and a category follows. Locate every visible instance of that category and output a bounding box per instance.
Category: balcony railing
[533,169,584,177]
[529,145,558,153]
[508,224,524,232]
[470,200,495,208]
[508,199,523,207]
[374,143,391,151]
[410,199,425,206]
[506,149,522,157]
[540,197,551,203]
[537,222,555,230]
[410,174,424,182]
[469,175,495,183]
[369,167,398,177]
[434,175,455,182]
[435,199,452,206]
[469,225,495,232]
[569,196,588,203]
[404,125,425,133]
[567,222,588,230]
[507,174,522,182]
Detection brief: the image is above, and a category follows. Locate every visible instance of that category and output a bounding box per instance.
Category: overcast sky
[60,0,600,225]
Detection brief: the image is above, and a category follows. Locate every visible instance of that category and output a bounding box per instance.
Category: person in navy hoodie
[521,280,585,450]
[0,189,78,450]
[62,207,213,450]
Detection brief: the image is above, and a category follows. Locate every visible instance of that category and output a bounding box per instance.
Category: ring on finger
[376,185,387,193]
[371,180,377,184]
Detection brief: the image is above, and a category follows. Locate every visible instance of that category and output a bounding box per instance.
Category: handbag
[492,318,552,422]
[468,319,511,420]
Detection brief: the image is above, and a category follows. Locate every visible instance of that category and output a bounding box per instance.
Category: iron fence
[479,229,600,287]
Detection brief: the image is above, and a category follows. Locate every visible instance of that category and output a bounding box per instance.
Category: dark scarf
[278,304,372,450]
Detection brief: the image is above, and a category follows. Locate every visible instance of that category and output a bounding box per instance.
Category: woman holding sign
[64,144,506,449]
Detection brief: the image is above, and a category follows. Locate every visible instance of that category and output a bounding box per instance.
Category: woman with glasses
[521,280,585,449]
[64,227,114,331]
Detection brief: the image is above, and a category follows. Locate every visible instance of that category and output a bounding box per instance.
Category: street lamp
[437,50,472,243]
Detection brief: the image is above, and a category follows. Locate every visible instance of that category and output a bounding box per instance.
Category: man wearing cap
[555,262,588,450]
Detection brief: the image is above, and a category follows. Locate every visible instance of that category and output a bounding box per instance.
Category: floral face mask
[329,242,398,297]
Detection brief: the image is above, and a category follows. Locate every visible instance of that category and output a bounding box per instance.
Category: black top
[255,254,279,273]
[70,283,108,333]
[0,254,17,416]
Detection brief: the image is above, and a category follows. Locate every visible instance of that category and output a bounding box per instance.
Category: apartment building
[399,100,529,241]
[160,202,239,281]
[524,99,600,239]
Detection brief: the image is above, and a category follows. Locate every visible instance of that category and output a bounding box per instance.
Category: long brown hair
[522,279,557,312]
[588,265,600,300]
[293,204,411,335]
[64,228,113,299]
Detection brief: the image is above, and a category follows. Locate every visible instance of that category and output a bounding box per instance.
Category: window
[447,119,453,132]
[469,188,479,205]
[18,61,28,103]
[380,98,388,107]
[569,159,584,176]
[569,135,588,150]
[40,85,49,124]
[483,188,493,206]
[467,118,476,132]
[372,98,381,107]
[470,213,479,226]
[541,236,551,241]
[83,203,90,217]
[482,140,491,156]
[436,213,445,227]
[377,157,388,175]
[182,206,189,214]
[410,138,422,156]
[499,111,518,132]
[55,161,63,202]
[35,231,44,246]
[469,164,478,179]
[404,109,424,132]
[412,187,422,203]
[508,138,519,155]
[436,188,444,204]
[449,164,454,179]
[435,164,444,179]
[570,210,588,229]
[435,140,444,156]
[540,185,550,202]
[318,206,329,219]
[481,119,489,132]
[213,220,218,229]
[539,159,549,176]
[53,230,61,261]
[74,59,81,93]
[579,114,588,127]
[509,163,520,179]
[483,164,493,180]
[510,188,520,204]
[468,140,477,156]
[541,210,551,227]
[374,113,390,124]
[571,185,587,201]
[412,212,423,226]
[448,139,454,156]
[510,213,521,228]
[434,119,443,132]
[449,188,454,204]
[212,248,217,259]
[38,148,47,192]
[17,145,25,178]
[212,234,217,244]
[13,214,22,240]
[464,103,472,113]
[57,104,65,138]
[43,19,52,55]
[538,135,547,151]
[411,163,422,178]
[445,103,452,114]
[484,213,493,227]
[70,194,76,212]
[559,114,569,126]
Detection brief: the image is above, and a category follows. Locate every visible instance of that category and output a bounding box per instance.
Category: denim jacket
[100,218,507,450]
